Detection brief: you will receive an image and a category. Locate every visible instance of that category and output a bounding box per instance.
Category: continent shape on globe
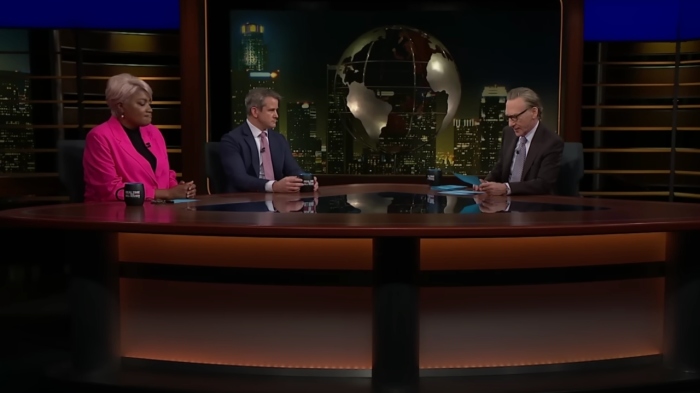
[336,25,461,154]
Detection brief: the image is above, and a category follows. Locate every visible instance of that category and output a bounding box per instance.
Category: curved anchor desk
[1,184,699,393]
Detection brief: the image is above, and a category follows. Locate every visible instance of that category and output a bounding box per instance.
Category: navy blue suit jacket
[220,122,304,192]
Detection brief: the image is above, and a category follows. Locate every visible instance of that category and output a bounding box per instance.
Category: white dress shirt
[247,120,276,211]
[246,119,275,193]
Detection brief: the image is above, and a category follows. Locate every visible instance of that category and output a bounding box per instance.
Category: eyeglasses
[505,108,531,122]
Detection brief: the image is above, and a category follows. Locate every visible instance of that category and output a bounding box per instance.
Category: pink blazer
[83,116,178,202]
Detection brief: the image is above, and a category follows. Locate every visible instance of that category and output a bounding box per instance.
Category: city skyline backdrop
[0,29,30,73]
[0,29,33,173]
[227,4,562,157]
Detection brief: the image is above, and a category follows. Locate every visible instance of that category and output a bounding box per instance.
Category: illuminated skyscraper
[287,101,315,147]
[325,65,353,174]
[453,118,481,174]
[0,71,34,173]
[237,23,268,71]
[374,91,438,175]
[411,92,438,174]
[479,85,507,175]
[287,101,322,173]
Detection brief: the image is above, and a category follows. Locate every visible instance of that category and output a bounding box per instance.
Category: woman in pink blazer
[83,74,196,202]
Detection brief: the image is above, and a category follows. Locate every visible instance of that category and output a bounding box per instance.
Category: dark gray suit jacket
[220,122,304,192]
[484,123,564,195]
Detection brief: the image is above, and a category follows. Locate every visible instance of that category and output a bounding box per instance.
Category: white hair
[105,73,153,117]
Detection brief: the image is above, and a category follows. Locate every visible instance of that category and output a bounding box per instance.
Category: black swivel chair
[57,139,86,203]
[555,142,584,197]
[205,142,227,194]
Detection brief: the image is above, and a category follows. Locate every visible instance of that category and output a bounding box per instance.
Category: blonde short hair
[105,73,153,117]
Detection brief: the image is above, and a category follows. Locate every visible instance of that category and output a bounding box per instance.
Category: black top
[123,125,157,173]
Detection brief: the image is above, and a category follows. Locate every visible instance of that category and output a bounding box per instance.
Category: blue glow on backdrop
[0,0,698,41]
[584,0,699,41]
[0,0,179,29]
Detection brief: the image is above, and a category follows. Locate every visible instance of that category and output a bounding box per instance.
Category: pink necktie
[260,131,274,180]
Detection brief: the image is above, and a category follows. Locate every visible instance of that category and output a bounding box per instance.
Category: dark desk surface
[1,184,700,237]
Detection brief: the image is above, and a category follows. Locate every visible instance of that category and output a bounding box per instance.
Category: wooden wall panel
[0,28,181,205]
[60,61,180,78]
[179,0,207,187]
[580,39,700,202]
[560,0,585,143]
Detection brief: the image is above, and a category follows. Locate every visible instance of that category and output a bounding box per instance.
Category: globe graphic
[335,25,461,156]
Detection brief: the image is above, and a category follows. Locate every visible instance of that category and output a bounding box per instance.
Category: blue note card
[453,173,481,186]
[439,190,485,196]
[171,199,199,203]
[431,185,466,191]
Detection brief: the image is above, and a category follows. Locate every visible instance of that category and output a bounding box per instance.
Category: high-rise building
[230,23,283,132]
[479,85,507,175]
[375,91,437,175]
[287,101,322,173]
[287,101,315,147]
[0,71,34,173]
[346,154,363,175]
[325,65,353,174]
[359,147,394,175]
[453,118,481,174]
[411,92,438,174]
[236,23,268,71]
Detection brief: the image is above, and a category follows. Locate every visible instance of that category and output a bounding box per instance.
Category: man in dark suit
[475,87,564,196]
[220,88,319,193]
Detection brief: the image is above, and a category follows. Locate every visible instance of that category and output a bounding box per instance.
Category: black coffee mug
[298,172,315,193]
[116,182,145,206]
[427,168,442,187]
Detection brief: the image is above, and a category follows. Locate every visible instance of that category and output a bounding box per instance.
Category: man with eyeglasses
[474,87,564,196]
